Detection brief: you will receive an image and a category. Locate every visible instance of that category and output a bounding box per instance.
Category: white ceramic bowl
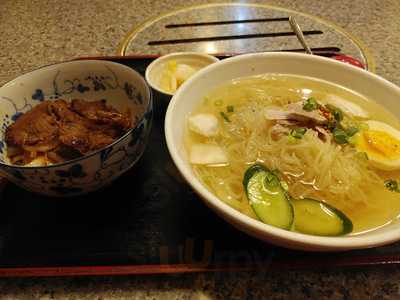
[0,60,152,197]
[145,52,219,99]
[165,52,400,251]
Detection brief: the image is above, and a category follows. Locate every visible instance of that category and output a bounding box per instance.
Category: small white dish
[165,52,400,251]
[145,52,219,98]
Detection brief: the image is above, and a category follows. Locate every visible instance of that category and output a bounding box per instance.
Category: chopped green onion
[333,110,343,122]
[326,104,344,122]
[385,179,400,192]
[333,127,348,144]
[327,120,337,131]
[227,105,234,113]
[346,126,359,137]
[355,152,369,161]
[287,134,297,144]
[303,97,318,111]
[332,125,358,145]
[290,127,307,139]
[348,135,357,145]
[220,111,231,122]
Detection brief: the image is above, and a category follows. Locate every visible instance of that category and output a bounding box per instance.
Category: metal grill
[119,3,374,70]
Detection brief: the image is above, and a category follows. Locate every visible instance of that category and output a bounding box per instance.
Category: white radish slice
[190,144,228,165]
[188,114,219,137]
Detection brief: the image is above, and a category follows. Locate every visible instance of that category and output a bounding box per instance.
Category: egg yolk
[362,130,400,159]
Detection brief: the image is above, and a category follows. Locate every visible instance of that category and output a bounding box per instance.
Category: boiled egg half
[354,120,400,170]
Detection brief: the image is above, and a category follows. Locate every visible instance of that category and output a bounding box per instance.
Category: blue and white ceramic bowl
[0,60,152,197]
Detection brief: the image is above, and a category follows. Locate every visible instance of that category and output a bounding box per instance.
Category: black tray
[0,55,398,278]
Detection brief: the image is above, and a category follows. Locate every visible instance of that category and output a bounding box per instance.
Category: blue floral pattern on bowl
[0,60,152,197]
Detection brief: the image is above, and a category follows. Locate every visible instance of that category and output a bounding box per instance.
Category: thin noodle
[188,75,400,233]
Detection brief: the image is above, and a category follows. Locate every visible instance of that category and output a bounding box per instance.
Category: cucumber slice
[243,164,294,230]
[292,198,353,236]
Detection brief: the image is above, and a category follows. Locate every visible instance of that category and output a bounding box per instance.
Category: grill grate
[119,3,374,71]
[148,30,323,46]
[165,17,291,28]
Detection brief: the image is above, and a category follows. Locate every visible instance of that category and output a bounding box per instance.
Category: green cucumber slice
[292,198,353,236]
[243,164,294,230]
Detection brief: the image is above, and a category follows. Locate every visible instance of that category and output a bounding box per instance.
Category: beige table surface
[1,0,400,299]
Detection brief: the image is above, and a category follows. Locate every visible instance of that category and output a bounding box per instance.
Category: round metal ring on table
[117,2,375,72]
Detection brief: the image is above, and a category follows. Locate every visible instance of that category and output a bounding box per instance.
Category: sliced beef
[48,99,79,122]
[5,101,59,148]
[95,110,131,130]
[59,120,91,154]
[286,101,326,124]
[5,99,133,164]
[71,99,131,130]
[88,130,116,151]
[67,99,132,153]
[265,101,326,124]
[58,122,117,155]
[71,99,107,120]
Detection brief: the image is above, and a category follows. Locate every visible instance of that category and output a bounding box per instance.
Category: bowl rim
[145,52,220,96]
[0,59,153,170]
[165,51,400,250]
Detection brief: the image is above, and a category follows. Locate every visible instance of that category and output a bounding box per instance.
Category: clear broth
[185,74,400,235]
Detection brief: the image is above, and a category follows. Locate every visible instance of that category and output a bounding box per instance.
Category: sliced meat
[5,101,58,147]
[59,124,117,155]
[286,102,326,124]
[265,101,332,143]
[59,121,91,154]
[71,99,107,120]
[95,110,131,130]
[71,99,131,130]
[265,109,292,121]
[48,99,79,122]
[86,122,122,140]
[58,115,121,155]
[88,130,117,151]
[6,99,133,164]
[315,126,332,143]
[265,101,326,124]
[276,119,301,127]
